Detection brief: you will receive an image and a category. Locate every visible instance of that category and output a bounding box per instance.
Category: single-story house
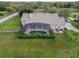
[21,13,66,35]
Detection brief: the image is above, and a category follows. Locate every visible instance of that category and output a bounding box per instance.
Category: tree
[19,8,34,17]
[64,3,72,8]
[47,7,57,13]
[6,7,16,13]
[58,11,70,19]
[0,3,7,11]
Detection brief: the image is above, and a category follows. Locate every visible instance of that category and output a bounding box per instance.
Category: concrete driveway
[65,22,79,32]
[0,13,18,23]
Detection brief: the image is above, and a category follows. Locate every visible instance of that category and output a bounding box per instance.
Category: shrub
[47,7,57,13]
[18,8,34,17]
[16,32,55,39]
[6,7,16,13]
[0,13,4,16]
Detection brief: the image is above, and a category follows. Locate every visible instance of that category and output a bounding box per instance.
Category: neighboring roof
[21,13,66,26]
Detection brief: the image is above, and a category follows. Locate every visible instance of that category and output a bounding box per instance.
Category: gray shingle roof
[21,13,66,26]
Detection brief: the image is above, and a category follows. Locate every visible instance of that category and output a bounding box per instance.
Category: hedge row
[16,32,55,39]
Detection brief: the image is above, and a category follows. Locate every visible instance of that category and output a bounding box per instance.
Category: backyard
[0,31,79,57]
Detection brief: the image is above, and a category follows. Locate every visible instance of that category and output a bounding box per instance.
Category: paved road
[65,22,79,32]
[0,13,18,23]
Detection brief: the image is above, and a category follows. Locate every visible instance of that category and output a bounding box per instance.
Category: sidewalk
[0,13,18,23]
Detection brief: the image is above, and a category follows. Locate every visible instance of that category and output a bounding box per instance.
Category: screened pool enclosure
[21,23,52,35]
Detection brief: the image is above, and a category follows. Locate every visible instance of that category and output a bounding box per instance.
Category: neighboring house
[21,13,66,35]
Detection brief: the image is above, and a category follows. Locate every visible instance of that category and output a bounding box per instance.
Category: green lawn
[0,32,78,57]
[0,16,21,30]
[68,13,79,20]
[0,11,10,19]
[0,14,9,19]
[68,13,79,29]
[69,13,79,18]
[64,30,79,40]
[70,20,79,29]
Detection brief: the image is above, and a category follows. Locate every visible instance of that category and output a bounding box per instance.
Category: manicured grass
[68,13,79,29]
[68,13,79,20]
[64,30,79,40]
[0,14,9,19]
[70,20,79,29]
[69,13,79,18]
[0,32,79,57]
[0,11,10,19]
[0,16,21,30]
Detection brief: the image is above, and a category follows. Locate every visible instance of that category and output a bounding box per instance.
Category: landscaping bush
[18,8,34,17]
[16,32,55,39]
[0,13,4,16]
[47,7,57,13]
